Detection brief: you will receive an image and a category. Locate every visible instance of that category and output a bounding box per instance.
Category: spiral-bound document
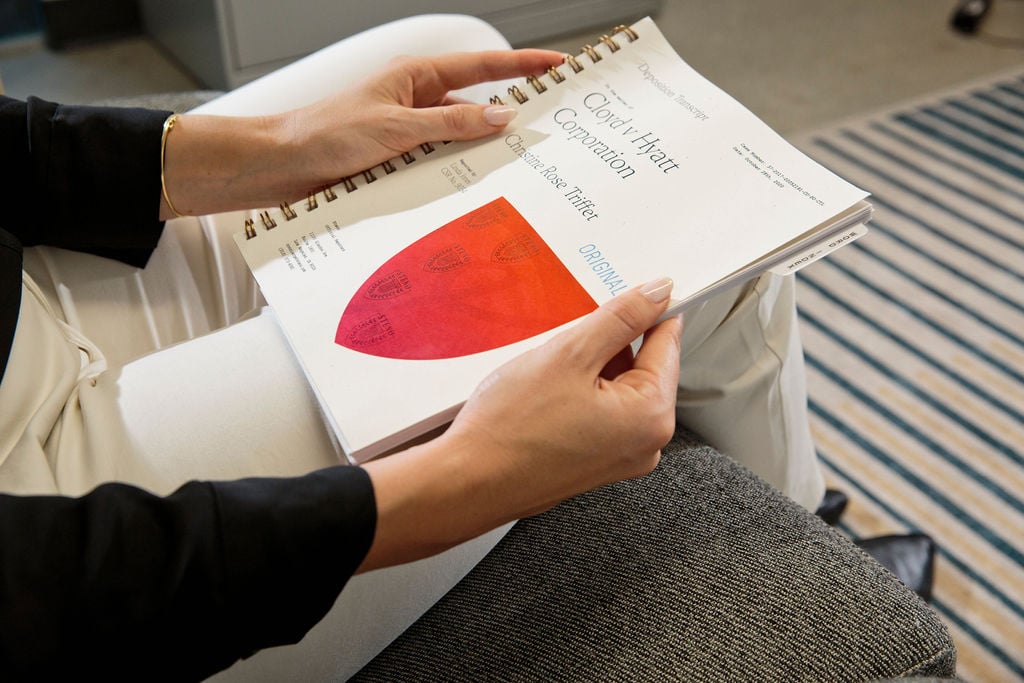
[234,16,872,462]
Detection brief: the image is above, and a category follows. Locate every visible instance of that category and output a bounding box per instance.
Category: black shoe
[815,489,848,525]
[856,533,936,602]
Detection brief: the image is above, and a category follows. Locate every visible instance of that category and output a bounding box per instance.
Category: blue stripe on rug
[800,277,1024,424]
[995,82,1024,102]
[810,137,1024,254]
[947,100,1024,139]
[856,194,1024,283]
[867,121,1024,202]
[805,353,1024,541]
[917,107,1024,162]
[837,129,1024,227]
[891,115,1024,179]
[855,215,1024,313]
[931,596,1024,680]
[814,257,1024,385]
[801,309,1022,468]
[973,91,1024,120]
[852,225,1024,338]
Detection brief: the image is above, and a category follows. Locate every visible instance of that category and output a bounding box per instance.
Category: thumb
[567,277,676,373]
[406,103,519,143]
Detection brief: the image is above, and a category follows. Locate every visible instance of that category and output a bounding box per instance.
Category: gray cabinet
[139,0,662,89]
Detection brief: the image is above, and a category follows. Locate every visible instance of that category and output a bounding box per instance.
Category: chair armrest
[355,429,956,680]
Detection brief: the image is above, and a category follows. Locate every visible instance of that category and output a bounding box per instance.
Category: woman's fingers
[392,50,565,105]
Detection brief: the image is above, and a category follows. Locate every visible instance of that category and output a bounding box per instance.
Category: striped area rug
[793,71,1024,682]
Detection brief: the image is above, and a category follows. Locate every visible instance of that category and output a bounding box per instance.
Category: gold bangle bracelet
[160,113,185,217]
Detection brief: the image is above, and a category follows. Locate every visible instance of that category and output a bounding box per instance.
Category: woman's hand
[360,278,683,572]
[159,50,563,219]
[280,50,564,193]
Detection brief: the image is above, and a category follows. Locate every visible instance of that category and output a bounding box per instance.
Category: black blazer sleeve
[1,94,171,381]
[0,95,168,266]
[0,467,376,681]
[0,95,380,680]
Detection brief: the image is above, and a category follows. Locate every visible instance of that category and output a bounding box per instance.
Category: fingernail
[641,277,673,303]
[484,105,517,126]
